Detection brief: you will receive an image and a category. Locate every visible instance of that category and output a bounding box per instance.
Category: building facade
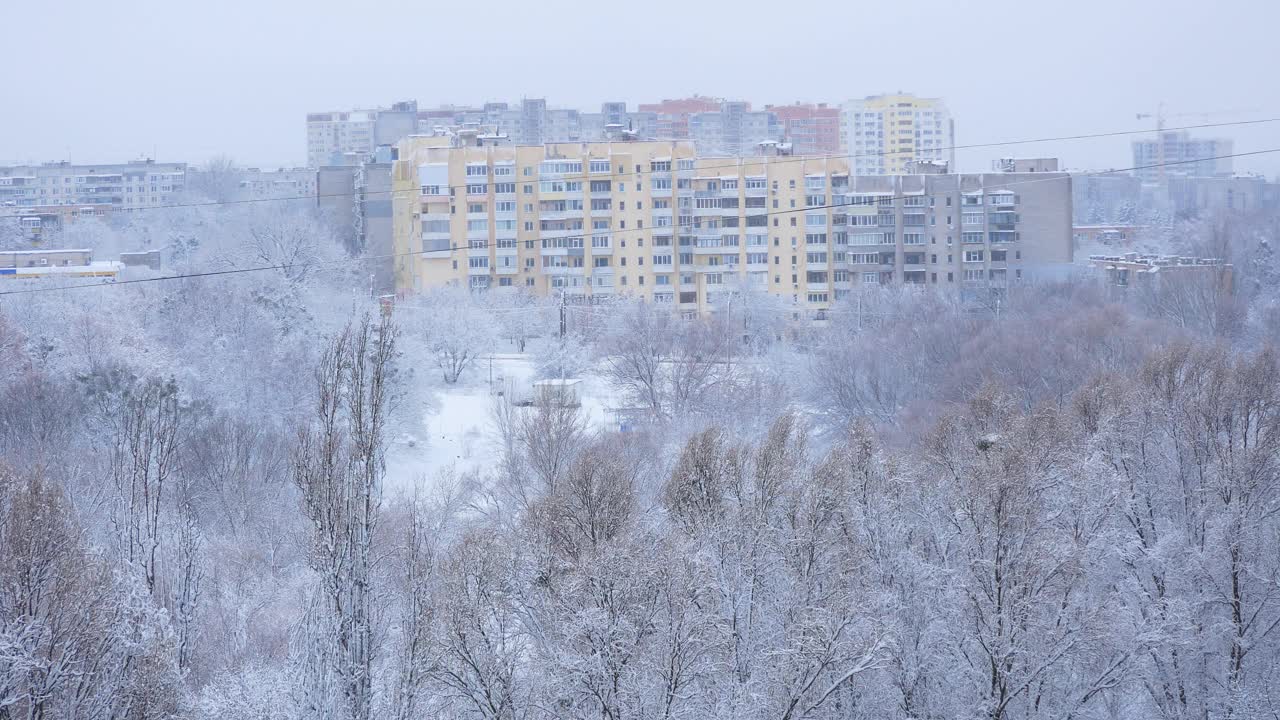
[0,248,123,282]
[307,110,377,167]
[1131,131,1233,182]
[0,160,186,209]
[841,94,955,175]
[767,103,842,156]
[391,139,1072,314]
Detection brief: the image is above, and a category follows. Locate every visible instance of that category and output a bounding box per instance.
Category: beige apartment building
[842,94,954,175]
[391,138,1071,314]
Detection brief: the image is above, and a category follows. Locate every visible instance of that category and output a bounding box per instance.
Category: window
[805,233,827,246]
[493,165,514,177]
[807,293,829,303]
[593,257,610,268]
[494,182,516,194]
[468,257,489,269]
[465,164,488,177]
[964,250,984,262]
[467,219,488,233]
[468,203,486,214]
[806,252,828,264]
[495,201,516,213]
[903,233,924,245]
[991,250,1008,262]
[745,177,767,190]
[962,232,984,244]
[862,272,879,284]
[589,160,611,174]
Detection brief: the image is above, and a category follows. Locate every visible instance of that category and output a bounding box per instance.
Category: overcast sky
[5,0,1278,176]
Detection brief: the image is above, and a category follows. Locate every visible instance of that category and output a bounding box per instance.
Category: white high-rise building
[842,94,954,175]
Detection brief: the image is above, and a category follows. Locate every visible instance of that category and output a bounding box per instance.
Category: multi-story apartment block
[0,160,187,209]
[688,101,781,156]
[391,138,1071,314]
[767,103,842,156]
[841,94,955,175]
[637,97,722,139]
[307,110,377,167]
[1131,131,1233,183]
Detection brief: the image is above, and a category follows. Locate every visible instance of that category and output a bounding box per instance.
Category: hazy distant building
[841,94,954,175]
[1132,131,1232,182]
[687,101,781,156]
[767,103,841,155]
[374,101,420,147]
[637,96,722,139]
[0,159,186,209]
[307,110,376,167]
[1166,175,1279,217]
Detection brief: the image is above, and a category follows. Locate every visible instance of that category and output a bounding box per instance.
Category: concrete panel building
[0,160,186,209]
[391,138,1072,314]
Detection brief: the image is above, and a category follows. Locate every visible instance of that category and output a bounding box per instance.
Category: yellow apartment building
[841,94,954,175]
[391,137,1071,314]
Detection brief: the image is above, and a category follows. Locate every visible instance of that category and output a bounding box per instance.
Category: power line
[2,147,1275,299]
[6,117,1276,218]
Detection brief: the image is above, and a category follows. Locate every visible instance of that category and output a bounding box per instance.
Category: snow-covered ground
[385,352,621,492]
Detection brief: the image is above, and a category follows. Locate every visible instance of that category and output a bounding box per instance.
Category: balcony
[807,282,830,292]
[744,205,768,216]
[468,264,490,276]
[651,186,673,198]
[540,208,580,221]
[806,261,828,272]
[496,265,519,275]
[744,185,767,197]
[652,262,674,273]
[467,246,489,258]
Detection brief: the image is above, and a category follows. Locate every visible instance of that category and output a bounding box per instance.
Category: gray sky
[5,0,1278,176]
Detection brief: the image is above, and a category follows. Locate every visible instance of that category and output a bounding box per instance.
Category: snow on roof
[533,378,583,387]
[12,261,122,275]
[2,248,92,255]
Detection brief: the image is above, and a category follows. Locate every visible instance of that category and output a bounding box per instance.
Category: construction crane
[1136,104,1257,184]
